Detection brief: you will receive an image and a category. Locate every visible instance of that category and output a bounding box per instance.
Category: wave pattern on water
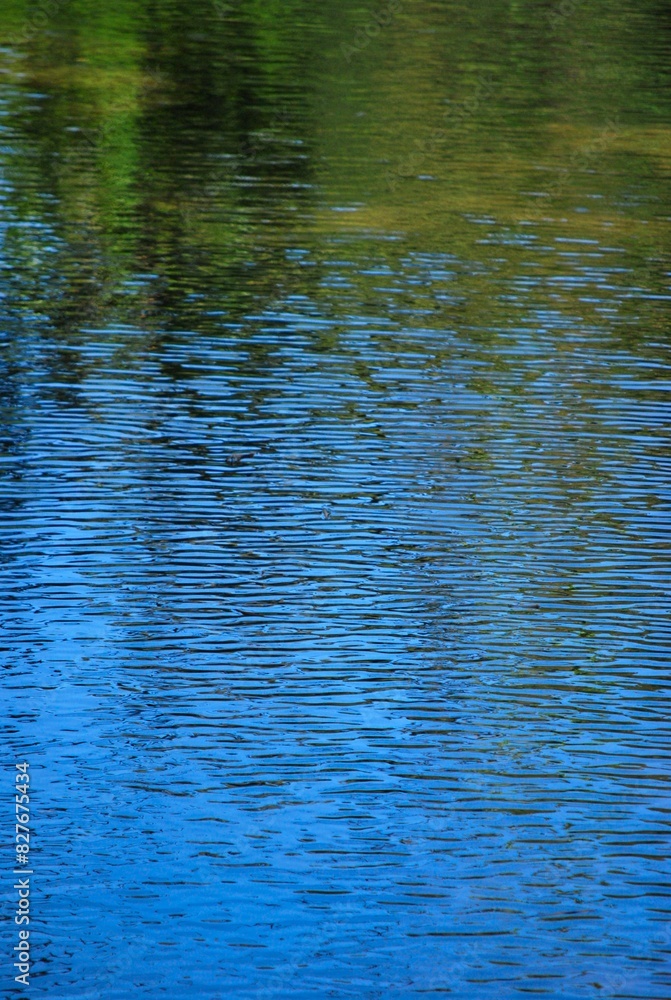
[1,1,670,997]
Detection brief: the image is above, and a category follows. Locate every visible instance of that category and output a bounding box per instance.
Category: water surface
[1,1,670,997]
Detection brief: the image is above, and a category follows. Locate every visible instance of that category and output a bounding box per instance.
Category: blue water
[1,1,670,996]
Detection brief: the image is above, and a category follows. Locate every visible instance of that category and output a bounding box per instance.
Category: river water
[0,1,670,997]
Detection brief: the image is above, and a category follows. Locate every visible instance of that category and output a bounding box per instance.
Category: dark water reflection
[1,1,670,997]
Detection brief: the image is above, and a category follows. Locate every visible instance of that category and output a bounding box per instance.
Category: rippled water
[1,1,670,997]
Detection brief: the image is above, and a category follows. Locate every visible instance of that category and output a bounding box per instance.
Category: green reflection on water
[0,0,669,334]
